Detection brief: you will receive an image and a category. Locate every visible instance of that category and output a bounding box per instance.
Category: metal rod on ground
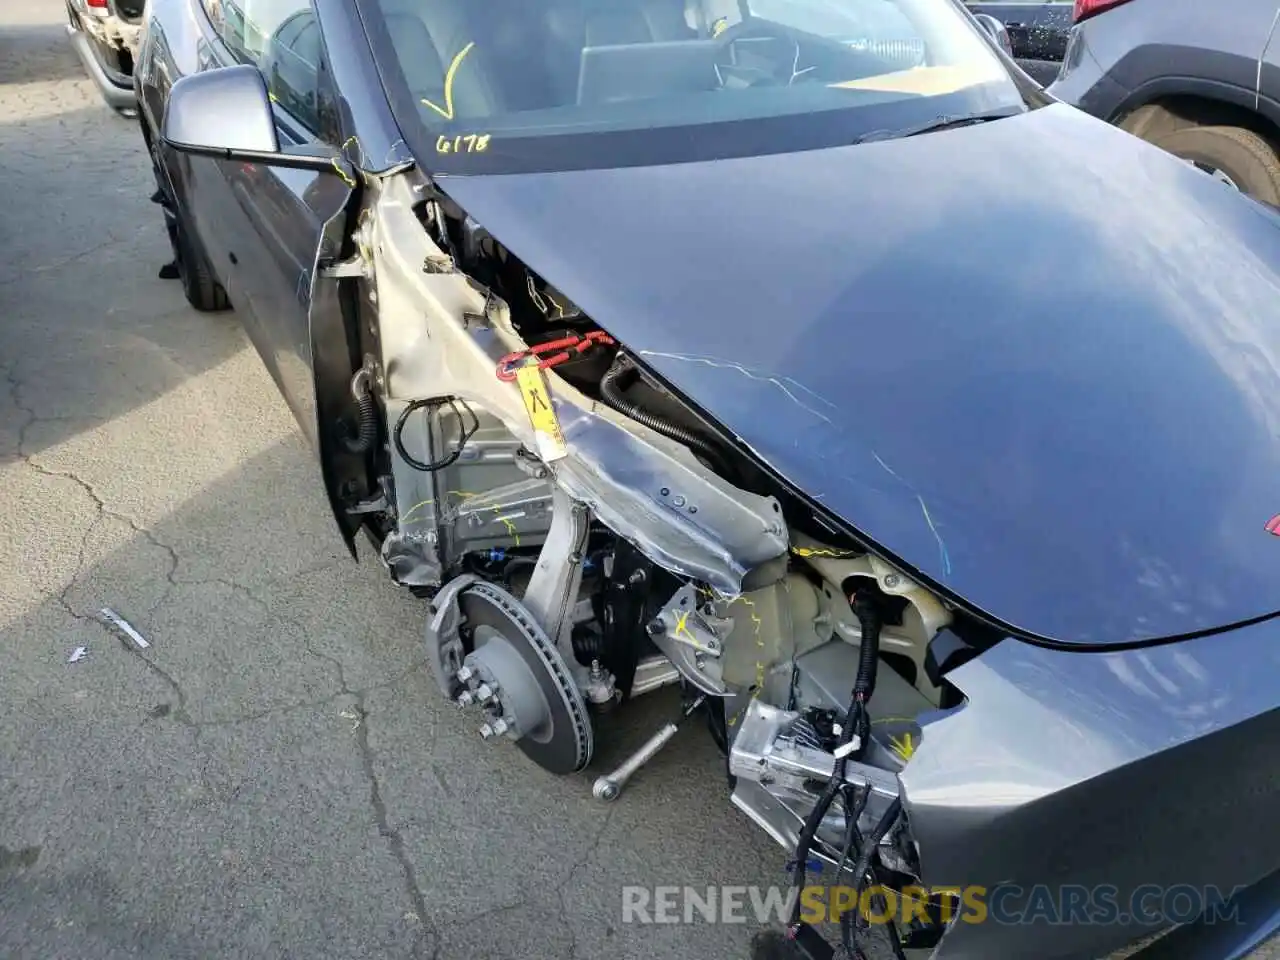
[593,694,706,802]
[98,607,150,649]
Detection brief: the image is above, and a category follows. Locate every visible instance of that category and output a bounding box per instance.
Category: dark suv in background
[1049,0,1280,203]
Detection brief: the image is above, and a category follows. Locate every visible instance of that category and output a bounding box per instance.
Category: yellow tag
[515,364,568,462]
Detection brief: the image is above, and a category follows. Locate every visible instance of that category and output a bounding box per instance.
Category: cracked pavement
[0,4,783,958]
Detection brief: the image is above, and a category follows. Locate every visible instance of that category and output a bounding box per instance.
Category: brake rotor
[459,581,593,774]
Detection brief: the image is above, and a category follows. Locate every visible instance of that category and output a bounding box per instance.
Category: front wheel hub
[453,581,593,774]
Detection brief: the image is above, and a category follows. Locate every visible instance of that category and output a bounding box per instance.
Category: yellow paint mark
[489,510,522,546]
[399,490,522,547]
[888,731,917,763]
[399,497,436,526]
[331,161,356,187]
[436,133,491,155]
[421,42,476,120]
[327,135,358,188]
[711,16,729,37]
[733,594,765,646]
[674,609,693,641]
[702,587,767,699]
[733,594,766,699]
[451,491,522,547]
[792,546,859,559]
[332,162,356,189]
[515,364,568,462]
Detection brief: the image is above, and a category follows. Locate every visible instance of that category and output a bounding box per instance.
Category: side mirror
[972,12,1014,56]
[161,64,337,173]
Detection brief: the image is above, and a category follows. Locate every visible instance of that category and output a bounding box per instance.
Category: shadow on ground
[0,101,247,467]
[0,434,783,960]
[0,21,89,85]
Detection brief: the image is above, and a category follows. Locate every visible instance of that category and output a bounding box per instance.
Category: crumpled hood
[438,103,1280,646]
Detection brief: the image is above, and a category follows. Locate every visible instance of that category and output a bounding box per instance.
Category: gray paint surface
[1049,0,1280,122]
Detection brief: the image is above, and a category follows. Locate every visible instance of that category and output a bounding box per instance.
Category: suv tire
[1150,124,1280,204]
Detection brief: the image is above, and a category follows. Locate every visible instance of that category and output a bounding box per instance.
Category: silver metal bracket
[729,700,902,865]
[645,584,730,696]
[521,485,590,667]
[423,574,481,697]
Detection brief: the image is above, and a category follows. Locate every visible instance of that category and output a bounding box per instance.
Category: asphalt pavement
[0,4,783,958]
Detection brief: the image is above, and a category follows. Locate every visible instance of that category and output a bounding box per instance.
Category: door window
[199,0,326,134]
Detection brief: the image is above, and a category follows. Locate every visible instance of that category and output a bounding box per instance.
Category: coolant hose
[344,369,377,453]
[599,359,726,471]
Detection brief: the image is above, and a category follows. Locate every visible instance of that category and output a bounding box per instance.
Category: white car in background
[66,0,145,113]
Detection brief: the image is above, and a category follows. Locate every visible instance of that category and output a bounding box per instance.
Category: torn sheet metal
[98,607,150,649]
[369,173,788,596]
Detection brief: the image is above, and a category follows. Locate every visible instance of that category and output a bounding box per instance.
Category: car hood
[437,103,1280,646]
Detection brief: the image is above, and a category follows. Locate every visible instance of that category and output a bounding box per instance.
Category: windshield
[364,0,1029,174]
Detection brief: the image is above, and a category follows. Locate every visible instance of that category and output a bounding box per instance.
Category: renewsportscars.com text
[621,883,1246,927]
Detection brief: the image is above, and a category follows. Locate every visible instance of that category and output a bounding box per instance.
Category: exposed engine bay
[339,170,1001,956]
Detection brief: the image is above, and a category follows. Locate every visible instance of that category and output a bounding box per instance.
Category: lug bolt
[456,690,475,706]
[475,683,496,702]
[479,722,497,740]
[490,718,510,736]
[457,665,474,683]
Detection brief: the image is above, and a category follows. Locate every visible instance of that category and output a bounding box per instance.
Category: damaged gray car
[136,0,1280,956]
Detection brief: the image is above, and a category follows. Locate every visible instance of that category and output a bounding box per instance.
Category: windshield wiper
[854,107,1023,144]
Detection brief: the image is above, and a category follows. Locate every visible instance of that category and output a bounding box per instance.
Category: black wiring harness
[393,396,479,472]
[786,587,908,959]
[840,796,906,959]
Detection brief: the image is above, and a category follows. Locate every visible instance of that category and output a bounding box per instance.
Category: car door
[196,0,354,446]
